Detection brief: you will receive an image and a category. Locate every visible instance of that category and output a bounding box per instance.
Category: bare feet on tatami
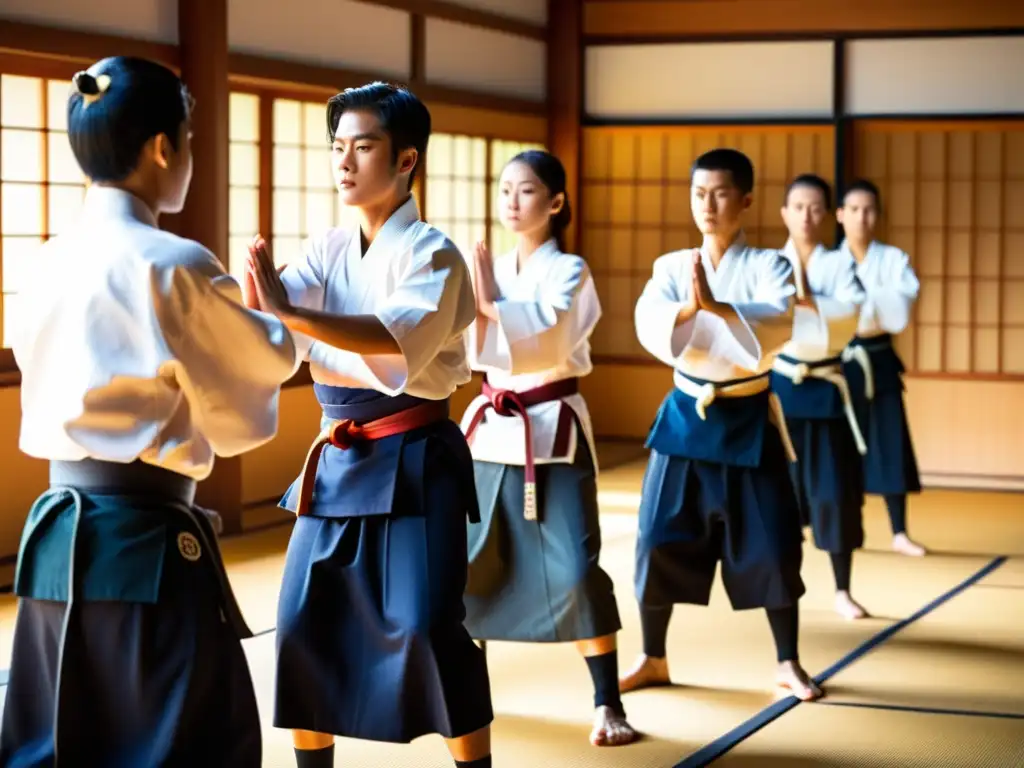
[892,533,927,557]
[590,706,640,746]
[621,654,822,702]
[834,590,869,620]
[776,661,823,701]
[618,655,670,693]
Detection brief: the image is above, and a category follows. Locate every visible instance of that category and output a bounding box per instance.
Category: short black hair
[784,173,833,209]
[326,82,431,190]
[842,179,882,211]
[506,150,572,248]
[67,57,192,183]
[691,148,755,196]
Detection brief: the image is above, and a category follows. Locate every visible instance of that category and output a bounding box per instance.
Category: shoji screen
[853,120,1024,376]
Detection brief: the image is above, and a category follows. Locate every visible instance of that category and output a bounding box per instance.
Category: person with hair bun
[1,56,300,766]
[459,150,638,747]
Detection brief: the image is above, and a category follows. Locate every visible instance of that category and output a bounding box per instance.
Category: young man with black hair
[245,82,493,768]
[837,180,926,558]
[772,174,871,620]
[621,148,822,703]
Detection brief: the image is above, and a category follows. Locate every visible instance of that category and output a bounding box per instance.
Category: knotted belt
[463,376,580,521]
[772,354,868,455]
[674,372,799,464]
[294,398,450,516]
[842,335,895,401]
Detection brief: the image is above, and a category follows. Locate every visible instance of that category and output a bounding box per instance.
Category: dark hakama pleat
[462,436,621,642]
[273,426,493,743]
[634,427,805,612]
[2,584,260,767]
[844,339,922,496]
[0,474,260,768]
[785,416,865,554]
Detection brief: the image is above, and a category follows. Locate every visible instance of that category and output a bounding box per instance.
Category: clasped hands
[242,235,292,317]
[681,250,734,322]
[472,240,500,322]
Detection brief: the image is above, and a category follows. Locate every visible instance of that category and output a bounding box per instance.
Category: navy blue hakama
[634,379,805,612]
[273,385,493,744]
[0,460,260,767]
[843,335,922,496]
[772,355,865,554]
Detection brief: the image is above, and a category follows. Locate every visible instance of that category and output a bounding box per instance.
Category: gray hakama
[273,385,493,744]
[0,459,260,767]
[463,430,622,642]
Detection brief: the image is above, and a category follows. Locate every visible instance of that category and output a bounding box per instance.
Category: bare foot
[619,655,670,693]
[776,661,822,701]
[892,533,927,557]
[834,590,869,620]
[590,706,640,747]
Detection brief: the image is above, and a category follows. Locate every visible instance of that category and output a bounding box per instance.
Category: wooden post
[547,0,583,254]
[176,0,243,533]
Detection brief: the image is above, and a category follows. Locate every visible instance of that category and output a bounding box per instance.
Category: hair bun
[73,71,99,95]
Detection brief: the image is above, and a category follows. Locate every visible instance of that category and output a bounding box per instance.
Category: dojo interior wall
[581,125,837,360]
[577,28,1024,490]
[0,0,548,583]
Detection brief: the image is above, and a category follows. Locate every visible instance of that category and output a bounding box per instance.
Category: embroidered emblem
[177,531,202,562]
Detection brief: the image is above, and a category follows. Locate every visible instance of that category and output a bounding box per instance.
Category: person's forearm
[703,301,738,324]
[675,303,698,327]
[241,275,261,310]
[283,307,400,355]
[478,300,500,323]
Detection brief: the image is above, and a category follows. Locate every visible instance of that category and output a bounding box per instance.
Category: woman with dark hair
[1,56,300,766]
[460,150,638,747]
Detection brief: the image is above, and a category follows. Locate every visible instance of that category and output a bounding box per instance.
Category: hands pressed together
[472,240,500,322]
[243,235,291,316]
[681,250,733,322]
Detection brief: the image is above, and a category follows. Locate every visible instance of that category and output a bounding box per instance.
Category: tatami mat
[0,451,1022,767]
[820,577,1024,717]
[977,555,1024,588]
[713,702,1024,767]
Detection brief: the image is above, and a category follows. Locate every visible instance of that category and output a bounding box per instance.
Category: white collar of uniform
[782,239,826,265]
[783,239,826,299]
[700,231,747,272]
[373,194,419,245]
[839,238,880,263]
[498,237,559,281]
[82,186,158,229]
[516,237,559,265]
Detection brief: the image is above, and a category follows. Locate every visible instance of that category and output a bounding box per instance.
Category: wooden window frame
[424,133,548,264]
[0,54,88,381]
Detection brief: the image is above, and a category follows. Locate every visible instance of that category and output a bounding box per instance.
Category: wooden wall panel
[583,0,1024,39]
[581,125,835,360]
[852,120,1024,376]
